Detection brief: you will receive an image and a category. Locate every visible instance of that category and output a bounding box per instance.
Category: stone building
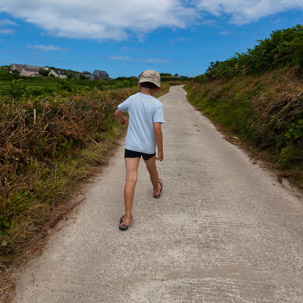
[10,64,40,77]
[93,70,109,79]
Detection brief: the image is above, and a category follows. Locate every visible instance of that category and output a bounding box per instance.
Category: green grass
[0,73,140,98]
[185,68,303,187]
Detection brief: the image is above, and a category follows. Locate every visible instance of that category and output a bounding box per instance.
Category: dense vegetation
[194,24,303,82]
[0,69,139,98]
[0,69,184,99]
[160,73,190,82]
[0,88,137,260]
[186,24,303,186]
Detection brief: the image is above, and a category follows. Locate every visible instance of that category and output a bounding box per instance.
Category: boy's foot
[119,215,131,231]
[153,179,163,198]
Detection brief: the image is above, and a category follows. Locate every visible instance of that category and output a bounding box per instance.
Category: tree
[39,68,49,77]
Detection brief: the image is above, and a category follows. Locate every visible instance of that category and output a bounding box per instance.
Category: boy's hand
[120,117,127,125]
[114,109,127,125]
[156,151,164,161]
[153,123,163,162]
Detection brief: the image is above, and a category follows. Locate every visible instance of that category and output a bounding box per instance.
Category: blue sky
[0,0,302,78]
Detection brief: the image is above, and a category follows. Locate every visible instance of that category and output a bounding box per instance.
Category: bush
[201,25,303,81]
[185,69,303,170]
[0,87,138,258]
[38,68,49,77]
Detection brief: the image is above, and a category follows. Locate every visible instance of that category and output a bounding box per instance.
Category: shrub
[201,25,303,81]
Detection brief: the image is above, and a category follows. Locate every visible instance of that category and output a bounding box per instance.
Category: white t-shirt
[118,92,164,154]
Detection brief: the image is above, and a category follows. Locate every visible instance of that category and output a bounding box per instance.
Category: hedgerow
[0,88,138,260]
[185,68,303,178]
[195,24,303,82]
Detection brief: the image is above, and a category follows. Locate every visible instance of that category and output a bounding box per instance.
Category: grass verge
[184,68,303,189]
[0,123,125,301]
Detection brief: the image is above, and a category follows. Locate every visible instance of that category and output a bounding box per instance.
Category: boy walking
[114,70,164,231]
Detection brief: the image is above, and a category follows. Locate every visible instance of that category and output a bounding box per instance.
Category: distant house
[93,70,109,80]
[79,70,109,80]
[48,69,67,79]
[81,71,98,80]
[10,64,39,77]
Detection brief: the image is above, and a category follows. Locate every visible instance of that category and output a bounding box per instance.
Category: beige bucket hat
[138,70,161,88]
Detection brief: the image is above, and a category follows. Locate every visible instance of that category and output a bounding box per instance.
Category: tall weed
[0,88,138,260]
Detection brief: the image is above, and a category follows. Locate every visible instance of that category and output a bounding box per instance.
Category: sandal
[119,216,129,231]
[153,179,163,199]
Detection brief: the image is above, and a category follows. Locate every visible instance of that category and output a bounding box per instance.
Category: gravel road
[14,86,303,303]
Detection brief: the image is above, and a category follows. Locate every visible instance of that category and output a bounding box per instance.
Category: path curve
[14,86,303,302]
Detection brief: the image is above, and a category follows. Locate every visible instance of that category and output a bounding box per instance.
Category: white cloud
[0,1,302,40]
[0,18,17,26]
[109,56,133,62]
[27,45,69,51]
[0,18,17,34]
[220,30,234,35]
[0,0,197,40]
[144,58,171,64]
[193,0,303,24]
[109,56,171,64]
[0,28,15,34]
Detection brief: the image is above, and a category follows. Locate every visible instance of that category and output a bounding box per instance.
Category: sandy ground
[13,86,303,303]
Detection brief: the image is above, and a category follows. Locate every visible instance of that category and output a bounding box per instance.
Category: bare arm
[153,122,163,161]
[114,109,127,125]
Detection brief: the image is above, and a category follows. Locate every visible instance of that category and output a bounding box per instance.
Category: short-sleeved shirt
[118,92,164,154]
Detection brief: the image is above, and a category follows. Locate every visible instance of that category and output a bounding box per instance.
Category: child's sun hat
[138,70,161,88]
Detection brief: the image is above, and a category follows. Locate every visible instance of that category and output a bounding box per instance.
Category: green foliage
[285,120,303,141]
[0,215,10,234]
[38,68,49,77]
[6,79,26,98]
[0,68,19,80]
[78,73,87,80]
[198,24,303,82]
[161,74,189,82]
[0,67,188,100]
[103,77,138,89]
[185,70,303,171]
[0,87,139,259]
[186,85,253,135]
[294,40,303,68]
[0,75,140,99]
[65,70,78,79]
[160,73,173,77]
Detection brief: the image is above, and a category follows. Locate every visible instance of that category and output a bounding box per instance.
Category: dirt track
[13,86,303,302]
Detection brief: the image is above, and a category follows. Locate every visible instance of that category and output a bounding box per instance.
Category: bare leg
[123,157,140,226]
[144,156,162,195]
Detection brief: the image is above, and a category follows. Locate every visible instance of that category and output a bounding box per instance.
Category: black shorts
[124,149,156,160]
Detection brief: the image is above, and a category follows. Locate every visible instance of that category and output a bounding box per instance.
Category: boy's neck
[140,87,157,96]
